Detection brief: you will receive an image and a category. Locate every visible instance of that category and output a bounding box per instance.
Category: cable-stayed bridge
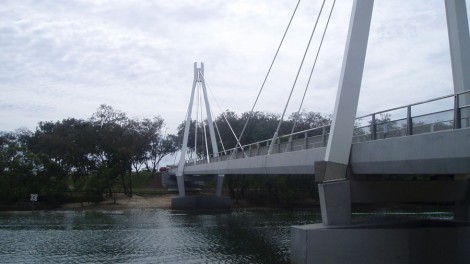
[168,0,470,263]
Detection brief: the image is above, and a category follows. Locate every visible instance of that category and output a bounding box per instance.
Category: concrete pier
[291,219,470,264]
[171,196,231,210]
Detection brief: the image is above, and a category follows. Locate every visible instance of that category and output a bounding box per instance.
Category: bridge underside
[172,128,470,177]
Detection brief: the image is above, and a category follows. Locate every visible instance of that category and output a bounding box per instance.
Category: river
[0,207,454,263]
[0,209,322,263]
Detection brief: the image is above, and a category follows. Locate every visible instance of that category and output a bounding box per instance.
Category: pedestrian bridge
[170,92,470,178]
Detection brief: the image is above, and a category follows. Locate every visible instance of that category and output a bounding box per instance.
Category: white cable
[290,0,337,135]
[237,0,303,148]
[199,72,247,157]
[268,0,328,155]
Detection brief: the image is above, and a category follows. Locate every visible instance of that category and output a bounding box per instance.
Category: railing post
[407,106,413,135]
[321,127,327,146]
[289,136,294,152]
[304,131,308,150]
[266,141,269,155]
[454,95,461,129]
[371,114,377,140]
[256,143,260,156]
[277,138,281,154]
[248,145,252,157]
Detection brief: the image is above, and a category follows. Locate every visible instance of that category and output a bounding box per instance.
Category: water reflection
[0,207,453,263]
[0,210,321,263]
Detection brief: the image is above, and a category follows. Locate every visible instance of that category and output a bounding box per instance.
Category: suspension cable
[201,91,210,163]
[236,0,302,149]
[268,0,327,155]
[211,107,227,155]
[290,0,337,135]
[199,72,247,157]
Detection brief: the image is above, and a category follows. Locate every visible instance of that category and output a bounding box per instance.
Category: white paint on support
[324,0,375,171]
[176,62,199,197]
[177,62,226,197]
[318,0,374,226]
[200,63,219,159]
[445,0,470,102]
[199,64,226,197]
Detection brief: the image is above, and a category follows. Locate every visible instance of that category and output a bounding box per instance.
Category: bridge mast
[317,0,375,225]
[318,0,470,226]
[445,0,470,219]
[176,62,224,197]
[445,0,470,127]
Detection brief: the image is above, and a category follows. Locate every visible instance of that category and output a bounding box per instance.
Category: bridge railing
[186,91,470,166]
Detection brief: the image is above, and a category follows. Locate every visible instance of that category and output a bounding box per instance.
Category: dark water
[0,209,322,264]
[0,208,453,263]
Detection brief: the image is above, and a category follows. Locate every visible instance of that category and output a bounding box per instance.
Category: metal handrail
[185,90,470,165]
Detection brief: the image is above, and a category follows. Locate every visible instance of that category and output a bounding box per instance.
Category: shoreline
[1,193,320,212]
[58,193,176,211]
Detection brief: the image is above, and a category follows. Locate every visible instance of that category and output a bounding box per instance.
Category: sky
[1,0,469,136]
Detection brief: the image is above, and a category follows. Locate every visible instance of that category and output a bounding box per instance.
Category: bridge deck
[170,128,470,176]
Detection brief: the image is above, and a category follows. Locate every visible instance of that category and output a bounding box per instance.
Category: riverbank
[58,193,319,211]
[0,192,319,212]
[58,193,176,211]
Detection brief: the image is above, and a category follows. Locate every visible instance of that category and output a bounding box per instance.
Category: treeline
[0,105,178,206]
[1,106,330,208]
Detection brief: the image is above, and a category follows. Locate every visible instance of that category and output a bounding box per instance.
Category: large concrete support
[291,220,470,264]
[171,196,231,210]
[215,175,225,197]
[445,0,470,218]
[319,0,374,226]
[319,180,351,225]
[323,0,374,181]
[445,0,470,97]
[454,180,470,221]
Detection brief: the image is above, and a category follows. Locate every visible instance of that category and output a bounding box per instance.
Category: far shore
[58,193,176,211]
[1,193,320,212]
[57,193,319,211]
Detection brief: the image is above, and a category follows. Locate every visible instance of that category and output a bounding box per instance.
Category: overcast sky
[1,0,469,135]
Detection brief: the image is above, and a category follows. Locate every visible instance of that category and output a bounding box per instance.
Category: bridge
[169,0,470,263]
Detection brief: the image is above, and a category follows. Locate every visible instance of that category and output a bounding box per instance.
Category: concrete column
[215,175,225,197]
[445,0,470,127]
[318,0,374,226]
[454,180,470,221]
[445,0,470,96]
[446,0,470,219]
[319,180,351,225]
[323,0,375,181]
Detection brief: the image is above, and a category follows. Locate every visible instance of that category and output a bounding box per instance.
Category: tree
[0,132,67,204]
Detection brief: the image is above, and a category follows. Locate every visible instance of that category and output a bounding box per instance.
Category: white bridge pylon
[176,62,224,197]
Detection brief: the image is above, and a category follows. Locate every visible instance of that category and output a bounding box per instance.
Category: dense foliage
[1,106,330,207]
[0,105,178,206]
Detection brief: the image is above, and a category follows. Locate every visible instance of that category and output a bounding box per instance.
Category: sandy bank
[59,193,177,211]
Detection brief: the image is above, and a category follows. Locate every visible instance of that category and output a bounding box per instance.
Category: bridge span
[170,91,470,177]
[174,127,470,177]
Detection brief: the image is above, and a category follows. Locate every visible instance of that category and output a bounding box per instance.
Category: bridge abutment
[291,220,470,264]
